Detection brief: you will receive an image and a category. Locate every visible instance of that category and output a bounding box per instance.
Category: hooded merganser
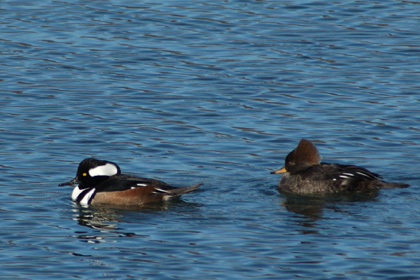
[271,139,409,194]
[59,158,202,207]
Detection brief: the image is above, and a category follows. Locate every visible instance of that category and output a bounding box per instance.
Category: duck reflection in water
[280,190,379,221]
[72,201,201,243]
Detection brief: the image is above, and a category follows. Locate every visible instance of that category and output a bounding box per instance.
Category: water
[1,0,420,279]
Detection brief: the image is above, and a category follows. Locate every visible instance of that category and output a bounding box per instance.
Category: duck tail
[164,183,203,200]
[380,181,409,188]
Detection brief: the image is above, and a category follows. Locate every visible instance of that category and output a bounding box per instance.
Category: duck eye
[82,172,87,177]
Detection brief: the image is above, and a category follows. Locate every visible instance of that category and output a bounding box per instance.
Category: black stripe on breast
[76,188,96,204]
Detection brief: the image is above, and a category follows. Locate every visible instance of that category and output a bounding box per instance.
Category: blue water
[1,0,420,279]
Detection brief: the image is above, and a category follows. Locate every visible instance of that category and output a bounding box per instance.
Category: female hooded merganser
[271,139,409,194]
[59,158,202,207]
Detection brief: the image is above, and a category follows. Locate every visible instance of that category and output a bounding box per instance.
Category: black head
[59,158,121,189]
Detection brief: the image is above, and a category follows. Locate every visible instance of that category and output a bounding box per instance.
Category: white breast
[71,186,83,201]
[71,186,96,206]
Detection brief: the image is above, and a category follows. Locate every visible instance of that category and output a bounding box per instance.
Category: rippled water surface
[1,0,420,279]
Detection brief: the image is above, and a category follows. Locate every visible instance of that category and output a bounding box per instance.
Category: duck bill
[58,177,79,186]
[270,167,287,174]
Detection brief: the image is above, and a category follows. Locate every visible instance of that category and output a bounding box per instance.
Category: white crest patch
[88,163,118,177]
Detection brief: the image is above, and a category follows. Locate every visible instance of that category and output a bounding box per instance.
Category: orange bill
[270,167,287,174]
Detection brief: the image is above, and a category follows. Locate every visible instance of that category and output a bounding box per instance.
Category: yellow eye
[82,172,87,177]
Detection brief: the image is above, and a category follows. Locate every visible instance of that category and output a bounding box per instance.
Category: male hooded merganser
[271,139,409,194]
[59,158,202,207]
